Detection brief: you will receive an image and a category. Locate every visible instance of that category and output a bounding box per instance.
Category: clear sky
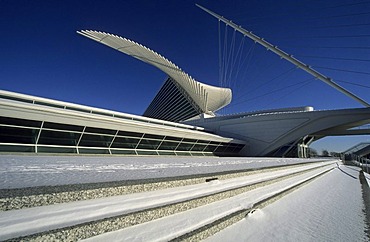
[1,0,369,153]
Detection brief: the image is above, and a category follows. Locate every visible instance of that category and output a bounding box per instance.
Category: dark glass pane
[43,122,84,132]
[176,151,192,156]
[189,152,205,157]
[79,148,110,154]
[0,126,39,144]
[158,151,176,156]
[38,130,80,146]
[79,134,113,147]
[176,142,194,151]
[0,117,41,128]
[136,150,158,155]
[204,145,218,152]
[165,136,183,141]
[214,144,228,153]
[143,133,164,140]
[0,144,35,152]
[158,141,179,150]
[111,149,137,155]
[182,138,196,143]
[203,152,214,156]
[85,127,116,135]
[118,131,143,138]
[136,139,161,150]
[111,137,140,149]
[191,144,207,151]
[37,146,77,154]
[224,145,237,154]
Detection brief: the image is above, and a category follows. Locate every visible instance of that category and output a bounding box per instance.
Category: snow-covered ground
[206,165,369,242]
[0,155,329,189]
[0,162,335,241]
[0,155,368,241]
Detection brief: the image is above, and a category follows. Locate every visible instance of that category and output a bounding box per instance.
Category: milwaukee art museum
[1,6,370,158]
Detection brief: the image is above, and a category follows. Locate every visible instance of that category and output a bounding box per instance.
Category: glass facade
[0,116,245,157]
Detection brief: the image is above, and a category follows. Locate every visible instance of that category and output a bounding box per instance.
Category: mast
[196,4,370,107]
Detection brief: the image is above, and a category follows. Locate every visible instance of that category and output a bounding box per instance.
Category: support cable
[233,66,296,103]
[230,78,314,108]
[196,4,370,107]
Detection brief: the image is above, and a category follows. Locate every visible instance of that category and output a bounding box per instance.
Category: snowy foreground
[0,155,329,189]
[206,165,369,242]
[0,155,369,241]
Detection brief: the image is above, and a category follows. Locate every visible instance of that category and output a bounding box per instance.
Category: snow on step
[82,164,336,242]
[206,165,368,242]
[0,161,335,240]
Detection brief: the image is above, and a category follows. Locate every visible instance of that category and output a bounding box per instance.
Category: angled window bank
[0,90,245,156]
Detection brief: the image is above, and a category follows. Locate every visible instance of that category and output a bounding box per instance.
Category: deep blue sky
[1,0,369,152]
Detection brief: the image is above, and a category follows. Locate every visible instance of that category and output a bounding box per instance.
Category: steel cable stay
[278,45,370,54]
[197,4,370,107]
[232,42,256,95]
[227,78,315,109]
[226,30,245,90]
[232,66,297,104]
[230,36,246,91]
[229,1,370,24]
[336,80,370,89]
[295,55,370,62]
[262,78,315,110]
[233,59,278,101]
[314,66,370,76]
[224,28,236,88]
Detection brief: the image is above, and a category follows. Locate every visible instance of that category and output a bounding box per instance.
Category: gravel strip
[1,164,310,211]
[174,168,333,242]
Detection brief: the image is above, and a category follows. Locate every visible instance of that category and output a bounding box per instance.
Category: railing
[343,153,370,174]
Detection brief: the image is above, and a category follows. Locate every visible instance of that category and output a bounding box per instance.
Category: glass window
[111,149,137,155]
[0,126,39,144]
[136,139,161,150]
[214,144,227,153]
[203,145,218,152]
[175,151,192,156]
[0,144,35,153]
[158,141,179,150]
[143,133,165,140]
[191,144,207,151]
[43,122,84,132]
[165,136,183,141]
[158,151,176,156]
[118,131,143,138]
[111,137,140,149]
[176,142,194,151]
[78,148,110,154]
[37,146,77,154]
[203,152,214,156]
[136,150,158,156]
[38,130,81,146]
[0,116,41,128]
[79,134,114,147]
[182,138,197,143]
[85,127,116,135]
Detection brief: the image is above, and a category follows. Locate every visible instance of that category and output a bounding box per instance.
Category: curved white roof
[78,30,232,113]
